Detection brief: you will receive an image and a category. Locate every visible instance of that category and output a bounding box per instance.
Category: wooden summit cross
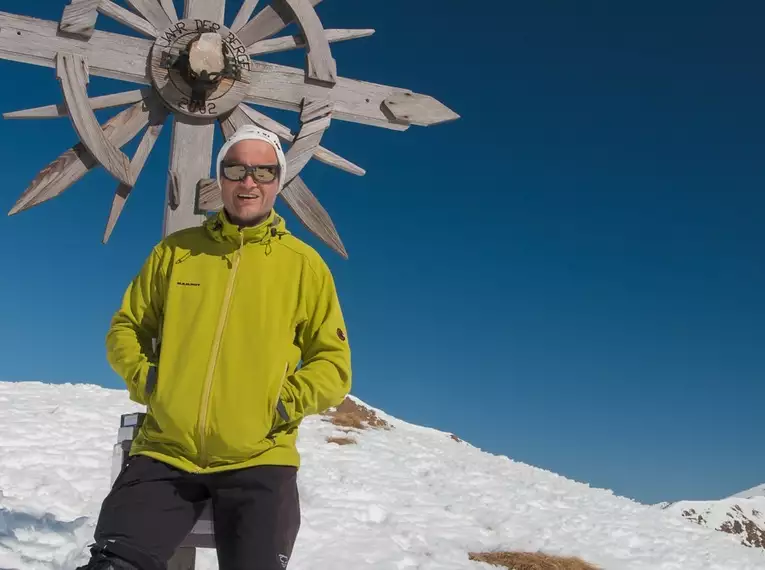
[0,0,457,567]
[0,0,458,257]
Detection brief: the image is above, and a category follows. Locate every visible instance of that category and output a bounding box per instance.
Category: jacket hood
[204,209,290,245]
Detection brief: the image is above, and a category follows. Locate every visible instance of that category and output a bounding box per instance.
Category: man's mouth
[237,193,260,200]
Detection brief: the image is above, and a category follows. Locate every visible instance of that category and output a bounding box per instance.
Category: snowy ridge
[729,484,765,500]
[660,497,765,550]
[1,381,764,570]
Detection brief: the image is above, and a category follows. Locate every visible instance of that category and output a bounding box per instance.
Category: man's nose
[241,174,258,188]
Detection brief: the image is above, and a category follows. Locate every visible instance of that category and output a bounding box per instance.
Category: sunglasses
[221,162,280,184]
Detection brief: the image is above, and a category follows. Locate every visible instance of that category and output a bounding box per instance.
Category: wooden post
[163,3,227,569]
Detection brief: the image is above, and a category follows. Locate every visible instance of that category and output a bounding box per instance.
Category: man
[78,125,352,570]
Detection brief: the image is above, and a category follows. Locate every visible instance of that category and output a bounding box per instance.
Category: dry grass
[469,551,600,570]
[322,397,391,430]
[326,436,356,446]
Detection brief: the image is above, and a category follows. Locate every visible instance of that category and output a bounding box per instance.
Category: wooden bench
[112,412,212,570]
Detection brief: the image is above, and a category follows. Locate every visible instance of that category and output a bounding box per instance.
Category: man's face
[220,139,280,226]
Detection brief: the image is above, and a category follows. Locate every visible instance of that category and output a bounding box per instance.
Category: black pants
[89,455,301,570]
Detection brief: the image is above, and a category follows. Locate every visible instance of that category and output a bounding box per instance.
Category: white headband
[216,124,287,194]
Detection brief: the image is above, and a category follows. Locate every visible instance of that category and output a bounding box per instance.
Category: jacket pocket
[276,397,290,423]
[270,361,291,431]
[145,363,158,402]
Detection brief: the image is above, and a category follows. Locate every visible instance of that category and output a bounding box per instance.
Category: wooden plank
[59,0,100,40]
[300,98,333,124]
[382,92,461,127]
[124,0,172,31]
[284,98,332,182]
[237,0,322,48]
[158,0,179,23]
[0,11,153,86]
[9,98,154,215]
[163,115,215,236]
[282,0,336,85]
[4,89,147,119]
[104,106,169,243]
[281,176,347,259]
[231,0,261,32]
[240,105,364,176]
[56,52,134,187]
[248,28,375,56]
[164,0,222,240]
[245,61,409,131]
[98,0,159,38]
[244,61,458,129]
[182,0,225,22]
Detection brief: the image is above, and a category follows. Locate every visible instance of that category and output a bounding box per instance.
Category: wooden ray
[282,0,336,85]
[59,0,100,40]
[0,11,153,86]
[282,177,347,258]
[123,0,172,32]
[182,0,225,23]
[4,89,148,120]
[382,92,463,127]
[237,0,322,48]
[158,0,179,23]
[104,106,169,243]
[219,105,253,137]
[98,1,158,39]
[56,52,134,187]
[244,61,458,130]
[248,28,375,56]
[9,97,156,215]
[240,104,365,176]
[231,0,261,33]
[284,98,333,182]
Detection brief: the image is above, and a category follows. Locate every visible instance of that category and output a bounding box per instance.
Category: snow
[1,381,764,570]
[730,484,765,500]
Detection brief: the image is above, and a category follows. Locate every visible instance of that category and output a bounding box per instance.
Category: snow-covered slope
[660,497,765,550]
[1,381,764,570]
[730,484,765,500]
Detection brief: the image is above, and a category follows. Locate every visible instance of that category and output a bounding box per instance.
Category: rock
[189,32,224,76]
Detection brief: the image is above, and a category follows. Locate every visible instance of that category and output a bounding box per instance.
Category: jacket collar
[204,209,289,244]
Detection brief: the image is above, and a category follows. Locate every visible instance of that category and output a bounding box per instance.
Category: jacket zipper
[197,231,245,468]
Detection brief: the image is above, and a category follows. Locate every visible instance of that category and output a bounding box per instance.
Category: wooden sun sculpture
[0,0,459,258]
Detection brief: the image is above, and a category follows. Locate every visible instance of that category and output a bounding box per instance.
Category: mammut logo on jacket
[177,281,201,287]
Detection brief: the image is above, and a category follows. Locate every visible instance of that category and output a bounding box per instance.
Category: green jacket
[106,209,352,473]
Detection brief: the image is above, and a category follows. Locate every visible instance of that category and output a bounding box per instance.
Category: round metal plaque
[150,19,251,118]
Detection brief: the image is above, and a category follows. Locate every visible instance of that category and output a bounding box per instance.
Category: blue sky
[0,0,763,505]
